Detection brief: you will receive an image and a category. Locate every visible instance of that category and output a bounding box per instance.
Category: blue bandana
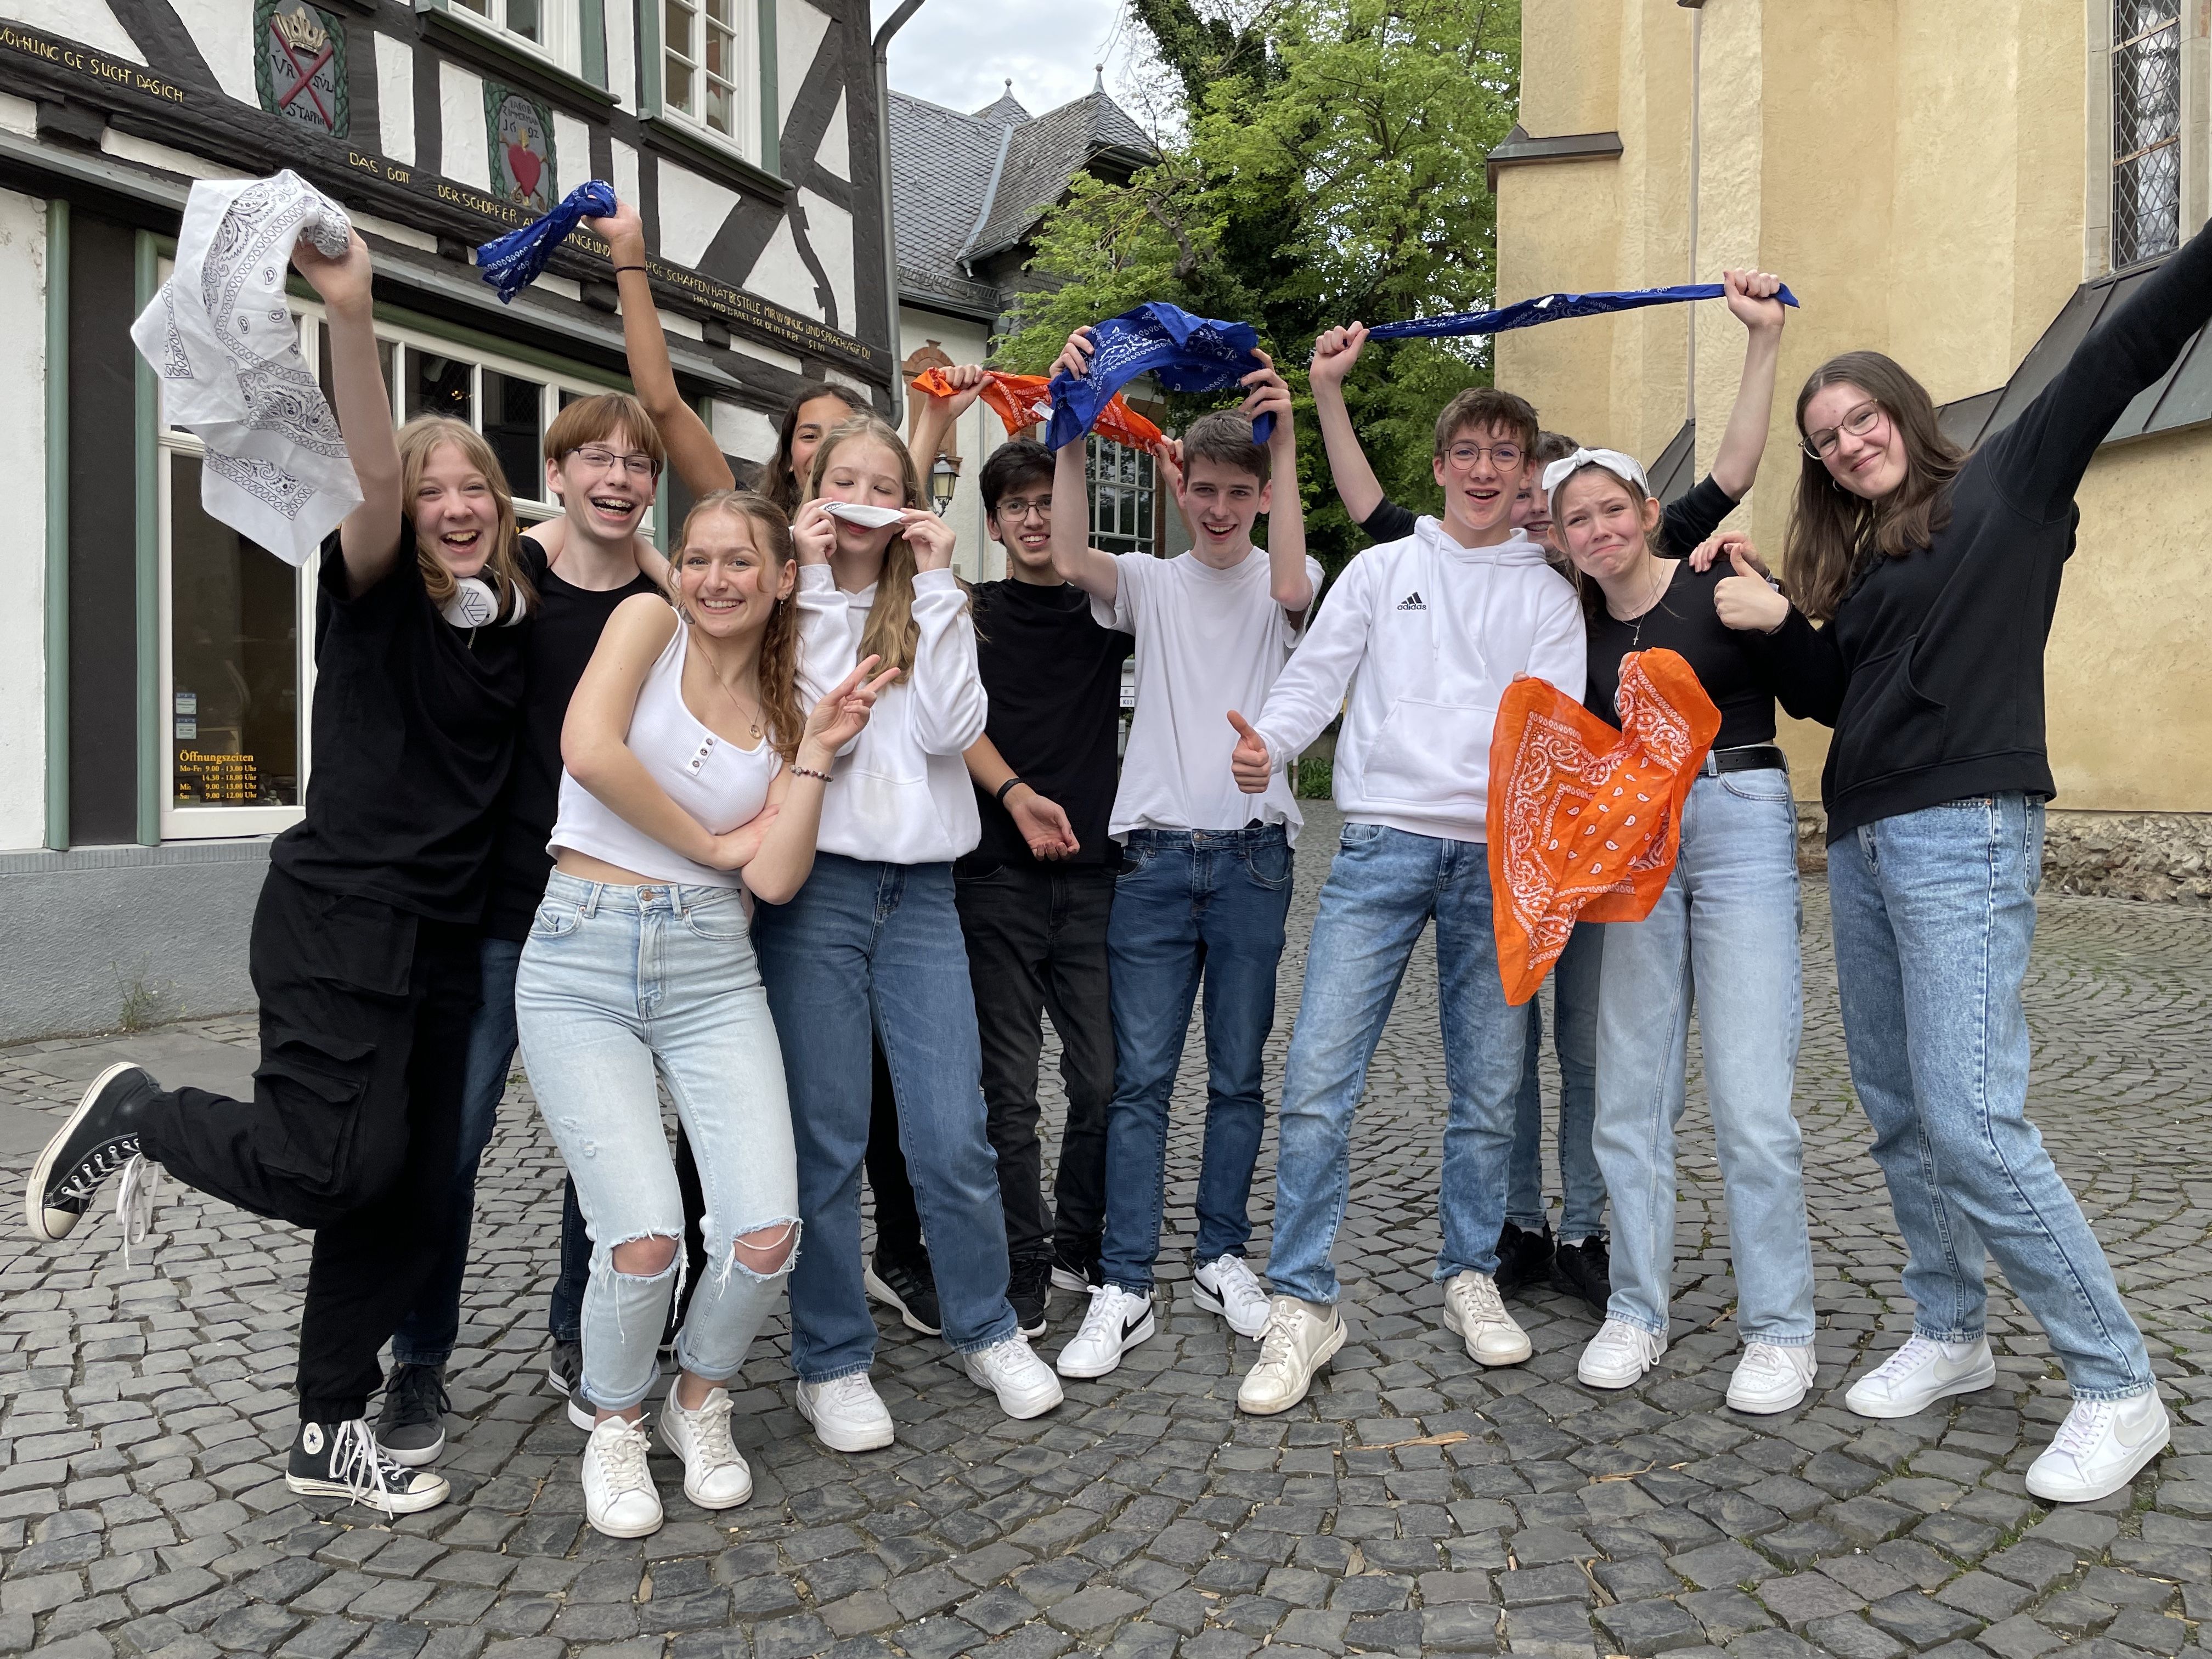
[1047,302,1276,450]
[1364,282,1799,345]
[477,180,620,303]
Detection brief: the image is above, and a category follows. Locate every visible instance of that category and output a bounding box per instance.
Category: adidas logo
[1397,591,1426,611]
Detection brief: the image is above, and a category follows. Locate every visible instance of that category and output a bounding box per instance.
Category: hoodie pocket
[1833,636,1949,788]
[1359,698,1498,810]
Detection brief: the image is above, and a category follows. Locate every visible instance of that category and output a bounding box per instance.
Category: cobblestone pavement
[4,803,2211,1659]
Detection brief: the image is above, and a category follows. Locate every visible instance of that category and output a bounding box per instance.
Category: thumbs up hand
[1227,711,1273,795]
[1713,540,1791,634]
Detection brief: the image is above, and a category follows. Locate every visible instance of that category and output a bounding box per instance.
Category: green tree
[998,0,1521,574]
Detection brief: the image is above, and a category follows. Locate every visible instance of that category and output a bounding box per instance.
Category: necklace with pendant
[707,668,763,741]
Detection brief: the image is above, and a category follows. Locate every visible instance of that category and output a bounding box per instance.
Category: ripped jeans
[516,873,800,1413]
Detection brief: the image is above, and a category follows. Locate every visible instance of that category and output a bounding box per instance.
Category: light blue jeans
[1593,769,1815,1347]
[1829,792,2153,1401]
[515,874,800,1413]
[1268,823,1528,1305]
[1506,923,1607,1239]
[751,854,1018,1383]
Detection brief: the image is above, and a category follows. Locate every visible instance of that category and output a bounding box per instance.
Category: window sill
[422,8,618,115]
[640,113,790,202]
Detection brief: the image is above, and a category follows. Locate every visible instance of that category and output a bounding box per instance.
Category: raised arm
[294,232,402,595]
[1049,427,1122,603]
[910,362,986,481]
[1310,324,1386,524]
[898,510,989,756]
[1706,269,1789,500]
[1242,354,1316,613]
[589,198,735,499]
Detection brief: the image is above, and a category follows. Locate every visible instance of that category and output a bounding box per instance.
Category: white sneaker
[2026,1392,2170,1503]
[1238,1295,1346,1415]
[1444,1271,1532,1366]
[1729,1342,1817,1414]
[1844,1334,1996,1418]
[580,1415,663,1538]
[795,1373,895,1453]
[1056,1285,1155,1379]
[1194,1255,1270,1339]
[659,1387,752,1509]
[966,1333,1065,1419]
[1578,1319,1667,1390]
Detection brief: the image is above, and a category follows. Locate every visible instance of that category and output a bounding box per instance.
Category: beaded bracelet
[791,765,832,783]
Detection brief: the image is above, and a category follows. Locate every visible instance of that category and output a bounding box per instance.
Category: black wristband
[995,777,1026,805]
[612,263,647,275]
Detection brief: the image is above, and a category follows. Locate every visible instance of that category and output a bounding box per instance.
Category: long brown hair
[808,413,939,677]
[1785,351,1966,622]
[764,383,863,517]
[398,416,537,618]
[676,490,806,764]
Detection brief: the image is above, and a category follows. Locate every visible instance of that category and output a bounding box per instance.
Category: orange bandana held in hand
[1488,649,1722,1005]
[911,368,1164,453]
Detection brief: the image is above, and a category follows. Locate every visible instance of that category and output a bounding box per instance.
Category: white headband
[1542,447,1650,502]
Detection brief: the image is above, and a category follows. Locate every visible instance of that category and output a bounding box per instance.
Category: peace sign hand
[800,654,901,763]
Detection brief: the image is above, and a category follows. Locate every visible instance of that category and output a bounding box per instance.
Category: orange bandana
[910,368,1164,453]
[1487,649,1721,1005]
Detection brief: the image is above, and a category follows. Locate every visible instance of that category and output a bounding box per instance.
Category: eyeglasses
[569,445,661,478]
[1803,402,1884,459]
[995,496,1051,522]
[1445,442,1523,470]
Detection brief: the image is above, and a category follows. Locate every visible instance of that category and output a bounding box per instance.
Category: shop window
[2114,2,2182,268]
[663,0,756,152]
[1087,436,1156,559]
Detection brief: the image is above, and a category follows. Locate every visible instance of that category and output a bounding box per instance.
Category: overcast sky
[870,0,1138,119]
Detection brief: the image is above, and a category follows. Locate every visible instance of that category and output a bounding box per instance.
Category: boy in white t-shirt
[1222,386,1588,1415]
[1044,331,1323,1380]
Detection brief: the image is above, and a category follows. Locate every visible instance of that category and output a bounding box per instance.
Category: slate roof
[889,80,1157,317]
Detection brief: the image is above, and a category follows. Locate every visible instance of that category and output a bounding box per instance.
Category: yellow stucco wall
[1497,0,2212,812]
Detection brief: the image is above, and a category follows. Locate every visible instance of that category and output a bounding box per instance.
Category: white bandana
[1542,447,1650,505]
[131,171,361,567]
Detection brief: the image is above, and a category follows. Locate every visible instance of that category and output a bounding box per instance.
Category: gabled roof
[889,80,1158,317]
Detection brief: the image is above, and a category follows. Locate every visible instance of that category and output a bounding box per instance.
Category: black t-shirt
[962,578,1133,871]
[482,542,664,941]
[1582,559,1839,751]
[1358,474,1740,560]
[270,532,530,924]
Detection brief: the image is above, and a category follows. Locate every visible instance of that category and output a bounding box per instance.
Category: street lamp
[929,453,958,517]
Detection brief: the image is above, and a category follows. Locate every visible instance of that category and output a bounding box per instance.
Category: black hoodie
[1809,216,2212,842]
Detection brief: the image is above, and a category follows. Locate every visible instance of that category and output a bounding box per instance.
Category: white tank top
[548,618,782,889]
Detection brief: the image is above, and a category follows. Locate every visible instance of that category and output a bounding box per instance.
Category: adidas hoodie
[1250,517,1584,843]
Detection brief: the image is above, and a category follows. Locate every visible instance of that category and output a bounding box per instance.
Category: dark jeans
[862,1042,919,1261]
[1099,825,1294,1294]
[134,867,478,1423]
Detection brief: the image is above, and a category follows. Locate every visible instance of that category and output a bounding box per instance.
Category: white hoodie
[1250,517,1585,843]
[795,564,988,865]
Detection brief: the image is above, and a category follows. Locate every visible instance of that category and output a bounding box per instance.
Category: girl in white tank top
[515,491,896,1541]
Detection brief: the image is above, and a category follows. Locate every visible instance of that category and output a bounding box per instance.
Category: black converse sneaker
[286,1419,450,1514]
[375,1364,452,1467]
[27,1064,159,1242]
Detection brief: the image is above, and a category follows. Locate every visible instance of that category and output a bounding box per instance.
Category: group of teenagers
[25,191,2212,1537]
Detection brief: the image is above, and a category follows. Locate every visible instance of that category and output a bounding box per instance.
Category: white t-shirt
[1096,546,1325,843]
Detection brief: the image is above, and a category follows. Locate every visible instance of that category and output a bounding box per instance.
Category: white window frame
[157,286,638,840]
[659,0,760,162]
[441,0,583,77]
[1087,436,1158,560]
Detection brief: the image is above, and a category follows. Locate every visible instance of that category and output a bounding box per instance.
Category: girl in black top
[26,229,530,1516]
[1717,215,2212,1504]
[1544,448,1837,1417]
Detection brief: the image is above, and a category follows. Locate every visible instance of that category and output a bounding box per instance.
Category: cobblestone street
[3,803,2210,1659]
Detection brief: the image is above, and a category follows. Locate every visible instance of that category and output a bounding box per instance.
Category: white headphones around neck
[440,577,531,629]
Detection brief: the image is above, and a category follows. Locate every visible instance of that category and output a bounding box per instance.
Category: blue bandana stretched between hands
[1047,302,1276,450]
[1363,282,1799,345]
[478,180,620,302]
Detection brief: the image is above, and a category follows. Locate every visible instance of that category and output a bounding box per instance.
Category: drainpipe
[874,0,928,424]
[1682,0,1705,425]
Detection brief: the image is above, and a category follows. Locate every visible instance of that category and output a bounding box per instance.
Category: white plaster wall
[168,0,256,104]
[799,187,853,334]
[746,216,819,317]
[606,0,638,113]
[776,0,832,133]
[0,92,33,135]
[730,336,803,374]
[0,190,47,851]
[45,0,143,61]
[816,88,849,181]
[612,140,641,210]
[657,162,740,268]
[440,62,491,191]
[710,397,777,467]
[375,33,415,165]
[101,130,236,181]
[554,112,591,198]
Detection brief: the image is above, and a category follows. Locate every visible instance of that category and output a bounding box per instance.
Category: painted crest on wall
[254,0,347,136]
[484,84,556,215]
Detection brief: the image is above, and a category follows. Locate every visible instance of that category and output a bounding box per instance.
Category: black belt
[1700,744,1787,777]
